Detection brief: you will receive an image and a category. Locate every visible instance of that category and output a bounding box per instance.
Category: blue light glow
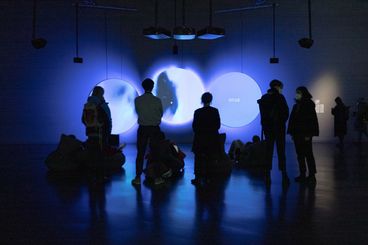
[95,79,138,134]
[208,72,262,127]
[152,67,205,125]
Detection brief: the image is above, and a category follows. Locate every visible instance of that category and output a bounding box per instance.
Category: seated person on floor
[82,86,112,152]
[229,135,267,168]
[144,131,185,184]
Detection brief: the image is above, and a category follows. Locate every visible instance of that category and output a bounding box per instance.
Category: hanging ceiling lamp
[270,3,279,63]
[197,0,225,40]
[143,0,171,39]
[31,0,47,49]
[298,0,314,48]
[173,0,196,40]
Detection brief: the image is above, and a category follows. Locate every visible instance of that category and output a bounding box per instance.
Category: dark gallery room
[1,0,368,244]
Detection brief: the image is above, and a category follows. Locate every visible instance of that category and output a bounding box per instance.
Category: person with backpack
[331,97,349,151]
[287,86,319,184]
[132,78,164,186]
[257,79,290,186]
[82,86,112,151]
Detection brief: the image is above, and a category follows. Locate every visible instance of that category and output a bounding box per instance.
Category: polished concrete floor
[1,143,368,244]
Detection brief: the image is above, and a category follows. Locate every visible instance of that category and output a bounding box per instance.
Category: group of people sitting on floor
[228,135,267,169]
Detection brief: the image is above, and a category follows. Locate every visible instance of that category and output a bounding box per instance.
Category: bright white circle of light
[208,72,262,127]
[152,67,205,125]
[94,79,138,134]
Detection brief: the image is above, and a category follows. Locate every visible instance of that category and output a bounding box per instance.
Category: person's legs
[191,154,203,185]
[264,132,275,185]
[133,126,149,185]
[337,135,345,151]
[275,131,289,185]
[294,136,307,182]
[304,138,317,182]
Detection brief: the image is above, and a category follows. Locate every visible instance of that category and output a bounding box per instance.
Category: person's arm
[307,101,319,137]
[134,98,139,115]
[280,95,289,122]
[215,108,221,130]
[158,98,163,118]
[287,105,296,136]
[192,110,198,133]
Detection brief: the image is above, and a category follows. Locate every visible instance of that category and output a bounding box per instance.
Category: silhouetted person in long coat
[257,79,290,186]
[287,86,319,183]
[191,92,221,185]
[331,97,349,151]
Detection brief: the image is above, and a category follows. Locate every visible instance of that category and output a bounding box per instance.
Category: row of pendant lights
[143,0,225,40]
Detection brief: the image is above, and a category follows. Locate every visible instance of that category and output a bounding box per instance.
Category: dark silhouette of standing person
[191,92,221,186]
[331,97,349,151]
[257,79,290,186]
[82,86,112,151]
[132,78,163,186]
[287,86,319,183]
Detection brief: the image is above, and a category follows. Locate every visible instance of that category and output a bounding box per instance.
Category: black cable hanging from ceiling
[31,0,47,49]
[270,3,279,64]
[298,0,314,48]
[104,11,109,79]
[73,2,83,63]
[172,0,179,54]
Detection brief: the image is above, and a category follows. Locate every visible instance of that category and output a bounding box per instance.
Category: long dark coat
[331,104,349,136]
[287,99,319,137]
[192,106,221,154]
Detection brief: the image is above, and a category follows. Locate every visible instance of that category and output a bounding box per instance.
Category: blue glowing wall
[1,0,368,144]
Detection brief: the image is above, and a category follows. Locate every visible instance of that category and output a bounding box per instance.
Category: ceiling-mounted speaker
[73,57,83,63]
[269,3,279,64]
[31,0,47,49]
[299,0,314,48]
[298,38,314,49]
[31,38,47,49]
[270,57,279,64]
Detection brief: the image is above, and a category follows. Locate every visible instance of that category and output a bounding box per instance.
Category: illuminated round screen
[208,72,262,127]
[94,79,138,134]
[152,67,205,125]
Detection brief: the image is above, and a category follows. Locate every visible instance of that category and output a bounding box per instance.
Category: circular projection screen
[95,79,138,134]
[152,67,205,125]
[208,72,262,127]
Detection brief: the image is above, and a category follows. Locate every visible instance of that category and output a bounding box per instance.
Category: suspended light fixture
[73,2,83,63]
[269,3,279,63]
[298,0,314,48]
[31,0,47,49]
[197,0,225,40]
[143,0,171,39]
[173,0,196,40]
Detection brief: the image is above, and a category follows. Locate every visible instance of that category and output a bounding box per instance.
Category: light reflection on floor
[1,143,368,244]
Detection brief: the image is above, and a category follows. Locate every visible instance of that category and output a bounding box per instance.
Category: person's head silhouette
[142,78,154,92]
[269,79,284,94]
[92,86,104,100]
[201,92,213,106]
